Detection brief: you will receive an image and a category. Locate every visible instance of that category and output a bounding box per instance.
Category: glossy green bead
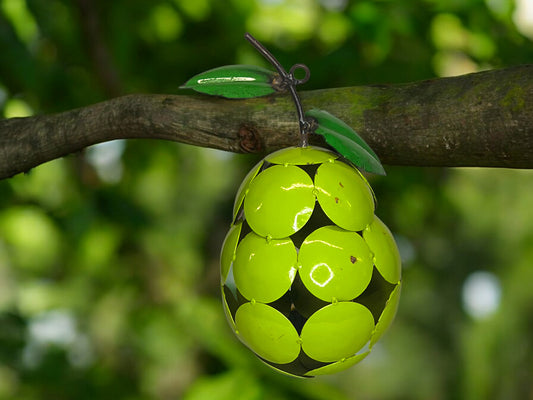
[370,282,401,348]
[315,160,374,231]
[305,351,370,376]
[235,302,301,364]
[220,222,242,284]
[363,216,402,284]
[300,302,374,362]
[244,165,315,238]
[233,232,297,303]
[298,225,374,302]
[233,160,264,221]
[222,288,237,331]
[266,146,338,165]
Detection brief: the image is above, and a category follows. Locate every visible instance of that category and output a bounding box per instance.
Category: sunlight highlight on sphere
[462,271,501,319]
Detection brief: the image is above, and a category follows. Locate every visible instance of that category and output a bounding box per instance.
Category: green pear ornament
[183,33,401,378]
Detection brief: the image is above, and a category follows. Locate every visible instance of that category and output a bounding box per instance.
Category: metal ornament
[181,33,401,377]
[221,146,401,377]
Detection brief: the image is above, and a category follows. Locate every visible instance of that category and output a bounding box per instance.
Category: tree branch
[1,65,532,180]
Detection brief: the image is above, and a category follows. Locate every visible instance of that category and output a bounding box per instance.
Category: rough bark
[1,65,532,180]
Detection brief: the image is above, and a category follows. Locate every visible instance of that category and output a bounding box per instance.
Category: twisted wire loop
[272,64,311,92]
[289,64,311,86]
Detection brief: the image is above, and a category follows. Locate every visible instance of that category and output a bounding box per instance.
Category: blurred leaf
[173,0,211,21]
[317,12,352,48]
[176,297,252,369]
[0,313,26,365]
[180,65,277,98]
[183,370,263,400]
[306,109,385,175]
[143,4,183,42]
[0,206,62,272]
[1,0,38,44]
[3,98,33,118]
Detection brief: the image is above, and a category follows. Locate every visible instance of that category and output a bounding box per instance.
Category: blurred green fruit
[220,146,401,377]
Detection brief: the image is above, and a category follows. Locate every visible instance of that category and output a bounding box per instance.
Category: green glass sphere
[220,146,401,378]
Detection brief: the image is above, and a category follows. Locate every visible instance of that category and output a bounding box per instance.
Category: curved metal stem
[244,32,311,147]
[288,85,309,147]
[244,33,286,77]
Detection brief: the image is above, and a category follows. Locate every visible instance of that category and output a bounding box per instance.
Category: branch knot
[238,125,262,153]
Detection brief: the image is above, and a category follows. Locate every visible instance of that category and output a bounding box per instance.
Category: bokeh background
[1,0,533,399]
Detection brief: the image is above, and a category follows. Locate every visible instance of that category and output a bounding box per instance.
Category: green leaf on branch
[306,109,386,175]
[180,65,278,99]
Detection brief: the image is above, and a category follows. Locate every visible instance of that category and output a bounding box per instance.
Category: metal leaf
[180,65,277,99]
[306,109,386,175]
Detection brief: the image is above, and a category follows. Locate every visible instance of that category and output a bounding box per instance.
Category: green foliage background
[1,0,533,399]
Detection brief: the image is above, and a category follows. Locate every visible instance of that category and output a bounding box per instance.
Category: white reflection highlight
[198,77,257,84]
[310,263,334,287]
[314,186,331,197]
[303,239,343,250]
[292,207,313,231]
[288,266,297,282]
[280,182,314,191]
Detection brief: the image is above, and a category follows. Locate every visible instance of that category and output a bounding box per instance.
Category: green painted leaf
[180,65,277,99]
[306,109,386,175]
